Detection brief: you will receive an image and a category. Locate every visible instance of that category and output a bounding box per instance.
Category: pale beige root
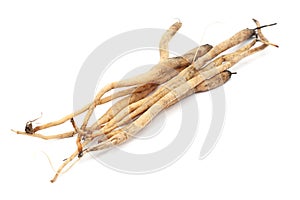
[97,83,157,105]
[167,27,255,87]
[108,27,257,124]
[97,25,275,144]
[80,21,181,130]
[30,84,153,135]
[11,20,276,183]
[56,38,275,183]
[25,44,211,136]
[89,83,158,131]
[98,47,266,145]
[97,89,166,135]
[60,21,276,182]
[81,44,212,130]
[194,70,233,92]
[90,43,261,142]
[19,22,208,134]
[161,70,234,110]
[89,43,230,134]
[88,61,231,135]
[159,21,182,61]
[94,35,260,135]
[119,20,277,123]
[201,39,257,72]
[14,45,202,139]
[87,71,233,140]
[33,104,91,133]
[11,129,75,140]
[160,70,234,109]
[189,32,275,93]
[88,23,269,140]
[97,71,232,144]
[77,28,265,178]
[85,45,212,131]
[50,140,90,183]
[108,67,235,135]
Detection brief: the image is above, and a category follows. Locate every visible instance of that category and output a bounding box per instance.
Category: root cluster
[12,19,277,182]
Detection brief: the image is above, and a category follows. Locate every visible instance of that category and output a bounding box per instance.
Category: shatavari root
[12,19,277,182]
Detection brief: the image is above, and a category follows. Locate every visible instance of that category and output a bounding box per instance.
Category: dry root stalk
[12,19,277,182]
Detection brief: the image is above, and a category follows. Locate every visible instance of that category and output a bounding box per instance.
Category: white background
[1,0,299,199]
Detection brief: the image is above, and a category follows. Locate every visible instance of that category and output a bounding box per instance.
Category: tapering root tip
[50,174,58,183]
[257,39,279,48]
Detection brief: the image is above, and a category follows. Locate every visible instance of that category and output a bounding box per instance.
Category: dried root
[12,19,277,182]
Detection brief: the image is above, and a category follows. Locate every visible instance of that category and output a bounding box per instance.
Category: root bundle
[12,19,277,182]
